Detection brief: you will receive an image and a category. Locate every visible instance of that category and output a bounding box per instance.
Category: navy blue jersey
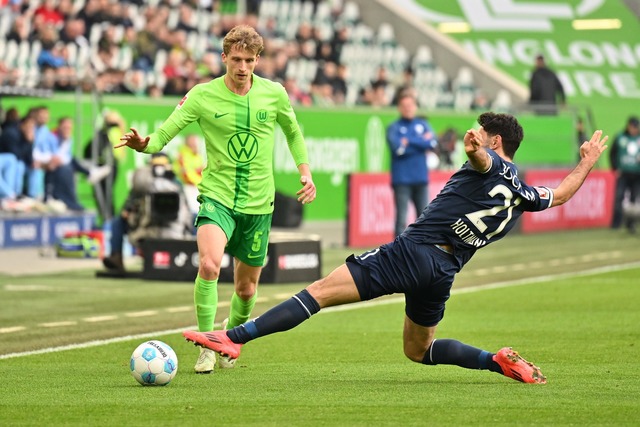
[403,149,553,269]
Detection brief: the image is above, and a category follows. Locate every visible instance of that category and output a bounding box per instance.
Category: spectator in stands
[95,25,119,72]
[0,114,36,199]
[295,22,314,44]
[369,67,391,107]
[37,41,68,70]
[197,51,223,80]
[391,67,416,106]
[177,3,199,34]
[46,117,85,211]
[310,80,334,107]
[131,19,160,72]
[283,77,312,106]
[610,116,640,232]
[0,61,19,87]
[55,0,75,21]
[471,90,491,111]
[332,64,348,104]
[528,54,565,115]
[102,152,192,273]
[1,107,20,131]
[6,15,30,44]
[163,49,188,96]
[122,69,148,97]
[31,106,58,200]
[106,1,133,27]
[311,61,339,103]
[0,152,21,211]
[386,92,438,236]
[272,50,289,82]
[77,0,110,37]
[331,25,349,62]
[147,84,163,98]
[174,134,204,214]
[436,127,459,170]
[34,0,65,27]
[59,18,89,48]
[315,41,334,64]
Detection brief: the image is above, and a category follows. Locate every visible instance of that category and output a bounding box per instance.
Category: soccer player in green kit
[117,25,317,373]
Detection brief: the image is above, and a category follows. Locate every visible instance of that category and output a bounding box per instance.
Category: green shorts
[194,196,272,267]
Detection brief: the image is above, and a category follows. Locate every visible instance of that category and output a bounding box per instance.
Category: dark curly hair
[477,112,523,160]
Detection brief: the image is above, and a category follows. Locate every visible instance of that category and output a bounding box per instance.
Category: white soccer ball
[130,340,178,386]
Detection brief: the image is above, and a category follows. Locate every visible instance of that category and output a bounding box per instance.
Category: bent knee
[199,256,221,279]
[403,337,435,364]
[234,285,257,301]
[403,346,426,363]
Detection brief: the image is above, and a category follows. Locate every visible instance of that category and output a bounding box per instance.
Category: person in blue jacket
[386,92,438,236]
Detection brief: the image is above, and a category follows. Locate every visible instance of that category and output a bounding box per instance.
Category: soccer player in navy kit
[184,112,608,384]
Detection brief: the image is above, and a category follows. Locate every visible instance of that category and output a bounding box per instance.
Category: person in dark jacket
[386,92,437,237]
[609,116,640,232]
[0,115,36,198]
[529,54,565,115]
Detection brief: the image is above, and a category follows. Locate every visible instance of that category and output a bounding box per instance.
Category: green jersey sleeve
[276,85,309,167]
[143,86,203,153]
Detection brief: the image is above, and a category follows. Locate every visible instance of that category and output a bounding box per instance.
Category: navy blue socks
[227,289,321,344]
[422,339,502,373]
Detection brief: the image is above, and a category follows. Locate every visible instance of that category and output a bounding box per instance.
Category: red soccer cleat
[493,347,547,384]
[183,330,242,359]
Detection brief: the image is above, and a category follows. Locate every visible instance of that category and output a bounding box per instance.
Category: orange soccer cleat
[183,330,242,360]
[493,347,547,384]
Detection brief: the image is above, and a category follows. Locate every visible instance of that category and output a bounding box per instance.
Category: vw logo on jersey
[256,109,268,123]
[228,132,259,163]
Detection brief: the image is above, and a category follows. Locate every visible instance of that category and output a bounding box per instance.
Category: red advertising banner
[521,170,615,233]
[347,171,453,247]
[347,169,614,247]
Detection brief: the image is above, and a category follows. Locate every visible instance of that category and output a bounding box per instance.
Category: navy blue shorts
[346,237,459,327]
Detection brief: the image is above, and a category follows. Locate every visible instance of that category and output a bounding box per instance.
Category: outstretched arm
[550,130,608,207]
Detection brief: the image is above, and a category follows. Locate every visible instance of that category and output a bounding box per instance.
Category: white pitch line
[4,285,55,291]
[0,326,27,334]
[125,310,158,318]
[2,261,640,360]
[40,321,78,328]
[84,315,119,323]
[166,306,192,313]
[0,328,189,360]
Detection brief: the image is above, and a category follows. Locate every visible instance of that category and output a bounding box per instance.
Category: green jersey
[144,75,309,214]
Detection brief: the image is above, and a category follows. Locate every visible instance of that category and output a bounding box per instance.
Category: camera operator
[102,152,192,273]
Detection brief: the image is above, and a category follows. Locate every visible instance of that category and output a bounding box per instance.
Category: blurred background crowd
[0,0,500,110]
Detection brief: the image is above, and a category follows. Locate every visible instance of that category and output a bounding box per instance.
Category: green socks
[194,274,257,331]
[194,274,218,332]
[226,291,258,329]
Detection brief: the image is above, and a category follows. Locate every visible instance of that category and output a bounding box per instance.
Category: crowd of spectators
[0,103,113,213]
[0,0,498,110]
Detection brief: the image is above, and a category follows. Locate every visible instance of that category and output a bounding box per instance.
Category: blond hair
[222,25,264,56]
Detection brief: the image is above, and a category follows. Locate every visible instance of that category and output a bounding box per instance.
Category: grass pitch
[1,228,639,426]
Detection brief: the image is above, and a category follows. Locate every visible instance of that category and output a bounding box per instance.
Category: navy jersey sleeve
[404,150,553,268]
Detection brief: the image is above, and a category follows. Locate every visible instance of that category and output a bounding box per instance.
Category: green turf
[1,228,639,425]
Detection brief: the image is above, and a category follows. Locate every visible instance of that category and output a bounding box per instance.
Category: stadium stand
[0,0,512,109]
